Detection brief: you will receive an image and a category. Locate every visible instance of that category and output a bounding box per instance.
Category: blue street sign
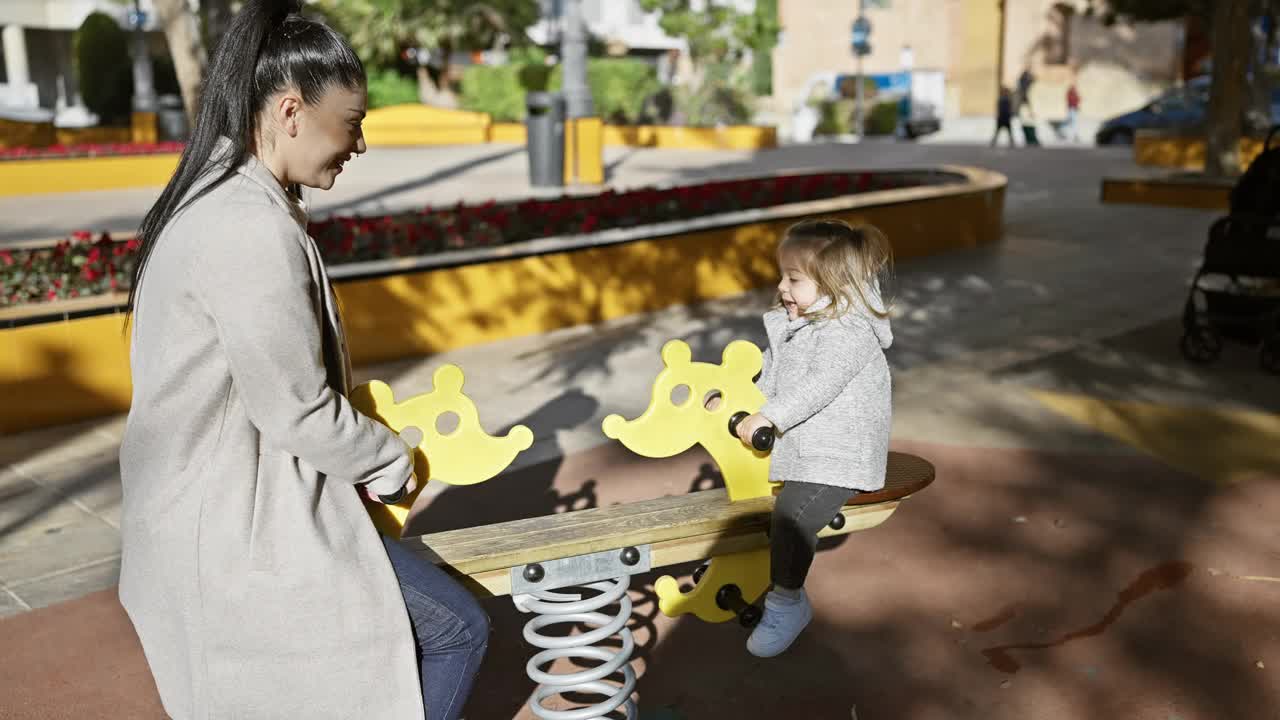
[851,16,872,56]
[128,9,148,29]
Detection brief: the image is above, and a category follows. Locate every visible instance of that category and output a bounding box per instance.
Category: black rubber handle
[377,485,409,504]
[728,411,774,452]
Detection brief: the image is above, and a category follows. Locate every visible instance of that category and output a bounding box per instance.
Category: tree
[153,0,208,123]
[637,0,780,86]
[201,0,234,57]
[1089,0,1256,176]
[76,12,134,123]
[315,0,540,107]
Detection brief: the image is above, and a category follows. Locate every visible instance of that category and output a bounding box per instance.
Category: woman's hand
[362,471,418,504]
[735,413,773,446]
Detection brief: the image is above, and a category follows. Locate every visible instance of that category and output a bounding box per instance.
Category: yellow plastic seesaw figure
[350,364,534,538]
[602,338,776,623]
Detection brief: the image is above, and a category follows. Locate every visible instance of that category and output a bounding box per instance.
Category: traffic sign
[851,16,872,56]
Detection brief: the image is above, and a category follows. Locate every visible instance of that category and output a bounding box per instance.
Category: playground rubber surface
[3,438,1277,719]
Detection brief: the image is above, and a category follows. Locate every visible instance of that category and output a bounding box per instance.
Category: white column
[2,25,31,92]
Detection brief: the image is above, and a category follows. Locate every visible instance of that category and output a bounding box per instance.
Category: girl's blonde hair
[778,218,893,321]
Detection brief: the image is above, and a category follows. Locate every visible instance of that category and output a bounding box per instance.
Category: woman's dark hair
[126,0,364,319]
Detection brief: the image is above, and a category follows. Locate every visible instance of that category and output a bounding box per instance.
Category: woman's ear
[277,94,303,138]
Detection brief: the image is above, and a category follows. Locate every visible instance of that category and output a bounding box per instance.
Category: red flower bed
[1,232,139,307]
[2,170,946,310]
[0,142,185,161]
[306,171,925,264]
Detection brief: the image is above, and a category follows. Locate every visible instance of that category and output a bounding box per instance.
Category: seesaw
[352,339,935,720]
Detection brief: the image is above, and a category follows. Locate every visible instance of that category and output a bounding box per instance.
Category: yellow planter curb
[1,166,1005,434]
[1099,176,1232,210]
[0,104,779,197]
[0,154,181,197]
[488,122,778,151]
[1134,130,1266,172]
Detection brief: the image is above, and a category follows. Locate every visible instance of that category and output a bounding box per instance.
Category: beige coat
[118,141,423,719]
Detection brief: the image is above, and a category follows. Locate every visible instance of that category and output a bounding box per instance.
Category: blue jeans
[382,535,490,720]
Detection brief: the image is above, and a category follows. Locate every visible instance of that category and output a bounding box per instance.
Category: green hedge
[367,69,420,109]
[76,12,133,123]
[461,58,659,124]
[813,98,901,137]
[460,64,527,122]
[865,100,901,135]
[549,58,660,124]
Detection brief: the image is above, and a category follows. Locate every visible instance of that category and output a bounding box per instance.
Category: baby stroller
[1180,128,1280,374]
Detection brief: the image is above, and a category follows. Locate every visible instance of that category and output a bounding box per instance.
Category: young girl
[734,218,894,658]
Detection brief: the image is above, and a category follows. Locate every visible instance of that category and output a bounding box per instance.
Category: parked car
[1095,76,1280,145]
[1094,77,1211,145]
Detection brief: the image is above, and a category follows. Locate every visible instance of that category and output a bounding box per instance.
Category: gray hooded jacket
[756,291,893,491]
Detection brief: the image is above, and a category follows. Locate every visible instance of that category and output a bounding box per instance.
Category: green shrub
[75,12,133,123]
[814,98,854,136]
[670,61,756,127]
[367,68,419,109]
[462,57,660,124]
[460,64,527,121]
[812,97,900,136]
[865,99,901,135]
[550,58,661,125]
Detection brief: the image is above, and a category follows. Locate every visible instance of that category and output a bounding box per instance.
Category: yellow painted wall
[361,104,492,146]
[1134,132,1266,171]
[0,175,998,427]
[0,154,181,196]
[0,117,56,149]
[339,187,1004,367]
[1100,177,1231,210]
[0,310,134,433]
[955,0,1004,117]
[489,122,777,150]
[0,176,1004,433]
[54,126,133,146]
[0,105,777,198]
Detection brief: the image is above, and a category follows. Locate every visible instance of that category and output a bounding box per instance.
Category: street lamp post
[851,0,871,137]
[560,0,592,118]
[129,0,157,113]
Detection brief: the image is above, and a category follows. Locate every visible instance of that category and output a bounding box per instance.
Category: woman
[117,1,488,718]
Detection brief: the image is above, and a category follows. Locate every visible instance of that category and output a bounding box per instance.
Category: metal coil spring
[520,576,638,720]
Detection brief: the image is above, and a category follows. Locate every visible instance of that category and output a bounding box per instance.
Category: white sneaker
[746,588,813,658]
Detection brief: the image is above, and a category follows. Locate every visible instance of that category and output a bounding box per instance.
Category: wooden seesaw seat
[0,452,933,719]
[408,451,936,597]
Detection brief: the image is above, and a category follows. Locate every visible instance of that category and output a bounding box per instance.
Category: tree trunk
[202,0,234,58]
[415,65,459,107]
[152,0,207,123]
[1205,0,1252,176]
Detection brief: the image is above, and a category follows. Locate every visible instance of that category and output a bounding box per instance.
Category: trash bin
[526,92,565,187]
[156,94,189,142]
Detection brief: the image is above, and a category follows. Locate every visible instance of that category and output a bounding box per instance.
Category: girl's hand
[735,413,773,446]
[362,471,418,504]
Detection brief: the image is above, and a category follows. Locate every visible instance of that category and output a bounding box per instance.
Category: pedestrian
[1065,83,1082,142]
[992,86,1016,147]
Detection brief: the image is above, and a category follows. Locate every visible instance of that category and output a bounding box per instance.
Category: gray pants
[771,481,856,590]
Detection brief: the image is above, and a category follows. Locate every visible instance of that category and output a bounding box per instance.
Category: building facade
[772,0,1184,120]
[0,0,164,120]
